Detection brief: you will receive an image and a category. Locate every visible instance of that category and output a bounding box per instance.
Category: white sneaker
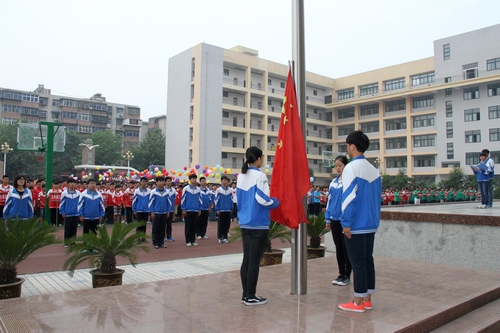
[222,239,229,243]
[202,236,209,239]
[192,242,198,246]
[186,242,192,247]
[197,236,202,239]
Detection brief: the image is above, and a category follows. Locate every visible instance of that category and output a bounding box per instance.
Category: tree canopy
[131,128,165,171]
[90,130,123,166]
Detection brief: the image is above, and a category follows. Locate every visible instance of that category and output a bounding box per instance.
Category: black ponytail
[241,146,263,174]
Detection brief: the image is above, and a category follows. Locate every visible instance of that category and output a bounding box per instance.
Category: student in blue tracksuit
[164,176,177,242]
[181,174,201,246]
[237,146,279,306]
[471,152,490,208]
[2,175,34,220]
[482,149,495,208]
[132,177,151,243]
[78,179,105,235]
[325,155,352,287]
[149,176,170,249]
[338,131,381,313]
[215,175,233,243]
[197,176,212,239]
[59,178,81,246]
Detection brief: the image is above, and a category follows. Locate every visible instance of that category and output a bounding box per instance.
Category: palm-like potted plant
[307,212,330,259]
[230,221,292,266]
[0,217,61,299]
[63,222,150,288]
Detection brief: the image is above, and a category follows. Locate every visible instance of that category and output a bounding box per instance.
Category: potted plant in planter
[230,221,292,266]
[307,212,330,259]
[0,217,61,299]
[63,222,150,288]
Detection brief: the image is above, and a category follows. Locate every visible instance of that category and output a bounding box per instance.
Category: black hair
[156,176,165,181]
[242,146,263,174]
[165,176,172,181]
[221,175,229,181]
[87,178,96,184]
[346,130,370,153]
[480,152,487,157]
[199,176,206,181]
[2,175,8,179]
[482,149,490,155]
[188,174,197,179]
[140,177,148,182]
[67,178,76,183]
[13,175,26,189]
[334,155,349,166]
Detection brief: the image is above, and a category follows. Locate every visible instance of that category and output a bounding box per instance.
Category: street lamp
[122,151,134,176]
[1,142,13,176]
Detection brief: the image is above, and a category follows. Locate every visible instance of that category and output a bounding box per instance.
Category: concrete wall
[324,219,500,273]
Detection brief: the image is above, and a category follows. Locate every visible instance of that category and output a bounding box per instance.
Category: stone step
[431,299,500,333]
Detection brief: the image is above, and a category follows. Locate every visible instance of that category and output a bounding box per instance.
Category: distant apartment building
[166,24,500,184]
[0,85,142,150]
[166,44,335,181]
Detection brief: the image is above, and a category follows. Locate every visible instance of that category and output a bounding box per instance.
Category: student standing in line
[338,131,382,313]
[132,177,151,243]
[149,177,170,249]
[0,175,13,221]
[164,176,177,242]
[182,174,201,246]
[482,149,495,208]
[237,146,279,306]
[197,176,211,240]
[59,178,81,247]
[78,179,104,235]
[215,176,233,243]
[2,175,34,220]
[325,155,352,287]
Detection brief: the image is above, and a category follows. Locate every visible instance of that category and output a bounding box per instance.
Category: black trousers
[197,210,209,237]
[50,208,61,226]
[83,219,98,235]
[184,212,198,244]
[135,212,148,235]
[331,220,351,277]
[105,206,114,223]
[152,213,167,246]
[125,207,133,223]
[217,211,231,240]
[165,211,173,239]
[240,228,268,297]
[64,216,79,242]
[344,233,376,298]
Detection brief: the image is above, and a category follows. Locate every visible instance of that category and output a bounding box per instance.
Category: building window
[222,132,228,138]
[413,115,435,128]
[445,88,452,97]
[386,156,407,168]
[443,44,450,60]
[489,105,500,119]
[447,143,454,159]
[221,152,228,159]
[223,69,229,76]
[222,111,229,118]
[465,130,481,143]
[337,88,354,100]
[385,99,406,112]
[338,124,355,136]
[360,121,379,133]
[413,135,435,147]
[463,87,479,100]
[412,95,434,109]
[360,103,379,116]
[446,121,453,138]
[465,152,480,165]
[411,72,435,86]
[128,108,140,115]
[78,113,91,121]
[124,130,140,137]
[232,137,237,148]
[487,57,500,71]
[359,83,378,96]
[386,118,406,131]
[313,89,318,96]
[414,155,436,167]
[367,139,380,151]
[490,128,500,142]
[338,107,354,119]
[384,78,405,91]
[386,137,407,149]
[223,91,229,98]
[464,108,481,122]
[487,83,500,97]
[280,82,285,88]
[338,143,347,153]
[463,63,478,79]
[446,101,453,117]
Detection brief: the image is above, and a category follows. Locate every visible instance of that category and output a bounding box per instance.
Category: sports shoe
[331,275,343,285]
[244,295,268,306]
[337,277,351,286]
[338,301,365,313]
[218,239,223,244]
[197,236,202,239]
[222,238,229,243]
[159,244,167,248]
[154,245,159,249]
[166,237,175,242]
[363,301,372,310]
[186,242,192,247]
[202,236,209,239]
[191,242,198,246]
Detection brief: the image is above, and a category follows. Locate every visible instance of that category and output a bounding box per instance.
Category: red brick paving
[17,221,243,275]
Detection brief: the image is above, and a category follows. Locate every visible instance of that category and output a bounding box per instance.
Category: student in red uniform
[0,175,13,220]
[47,181,62,226]
[37,184,46,223]
[123,182,135,224]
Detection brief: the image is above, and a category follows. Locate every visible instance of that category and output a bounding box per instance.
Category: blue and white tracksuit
[325,175,342,223]
[132,187,151,213]
[59,189,80,217]
[78,190,105,220]
[2,188,34,220]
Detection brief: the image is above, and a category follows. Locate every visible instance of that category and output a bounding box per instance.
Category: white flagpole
[291,0,308,295]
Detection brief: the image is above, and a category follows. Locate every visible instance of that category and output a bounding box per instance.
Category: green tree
[90,130,123,166]
[0,123,39,177]
[438,166,465,189]
[131,129,165,171]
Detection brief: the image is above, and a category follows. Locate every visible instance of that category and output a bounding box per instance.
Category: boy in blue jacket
[215,175,233,243]
[78,179,104,235]
[59,178,81,246]
[181,174,201,246]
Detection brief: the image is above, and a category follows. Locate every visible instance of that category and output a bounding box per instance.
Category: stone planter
[307,246,326,259]
[260,249,285,266]
[0,277,25,300]
[90,269,125,288]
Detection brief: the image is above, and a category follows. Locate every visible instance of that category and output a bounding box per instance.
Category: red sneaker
[363,301,372,310]
[338,301,365,313]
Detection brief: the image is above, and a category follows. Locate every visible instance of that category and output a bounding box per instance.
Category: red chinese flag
[270,69,310,229]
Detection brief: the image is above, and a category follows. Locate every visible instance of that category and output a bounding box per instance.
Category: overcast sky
[1,0,499,120]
